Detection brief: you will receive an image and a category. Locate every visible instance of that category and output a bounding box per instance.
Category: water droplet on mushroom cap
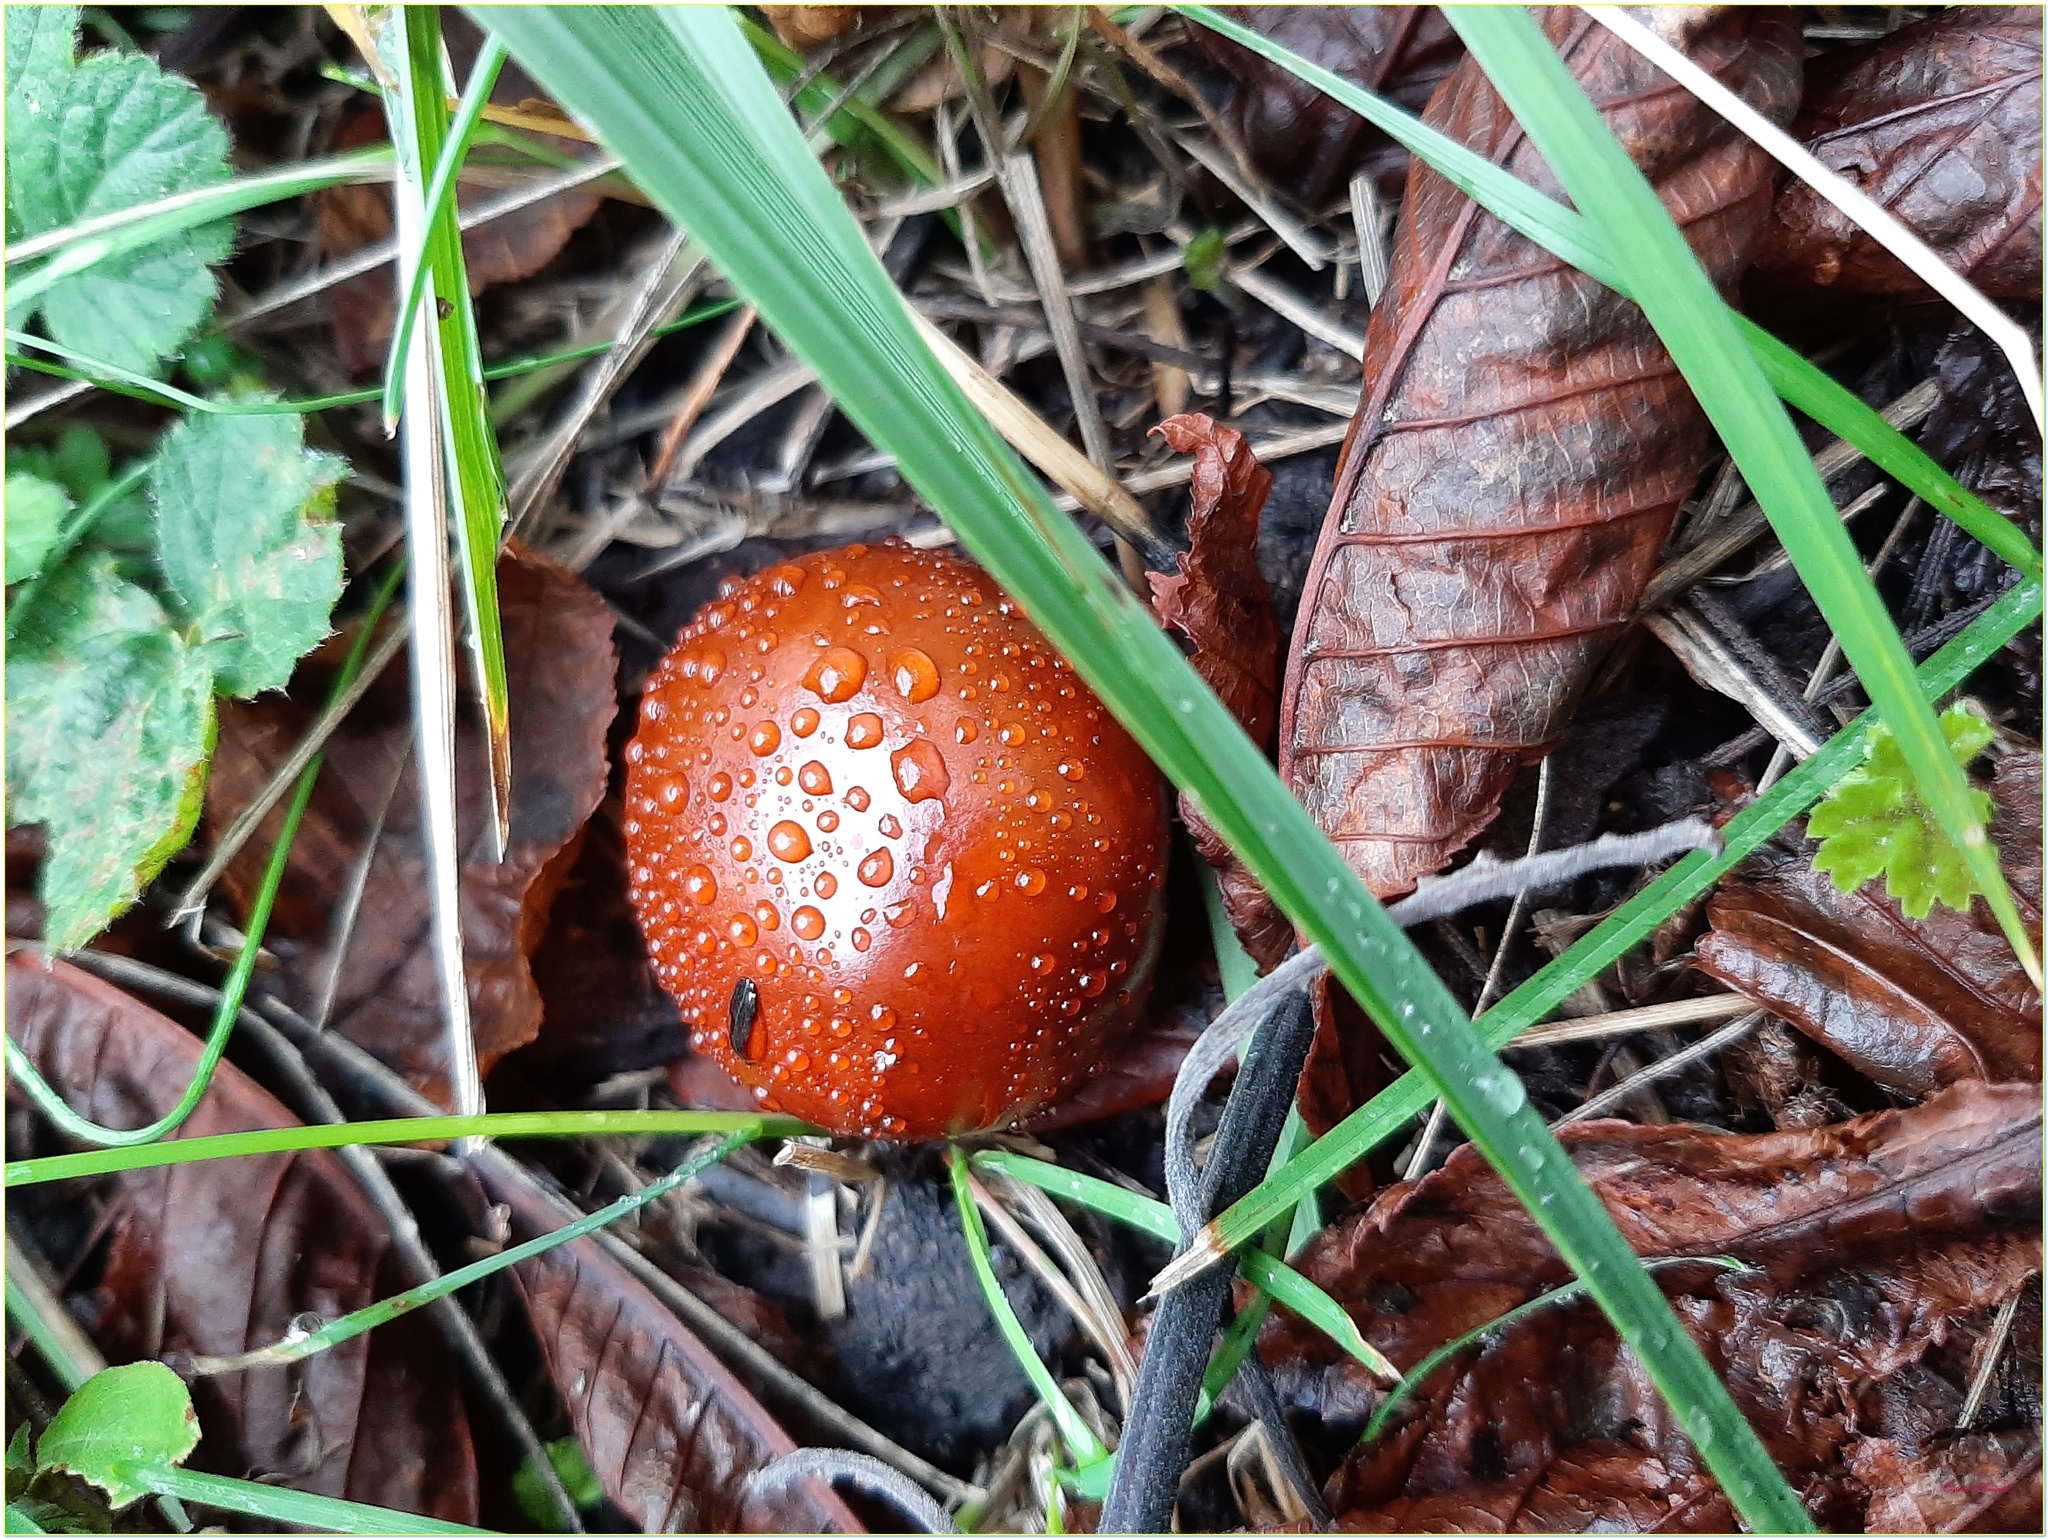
[804,647,867,703]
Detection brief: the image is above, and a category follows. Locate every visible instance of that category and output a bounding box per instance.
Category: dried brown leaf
[1754,8,2043,300]
[1147,413,1294,970]
[1191,6,1463,204]
[474,1158,865,1534]
[1695,754,2042,1098]
[1262,1081,2043,1531]
[206,545,616,1103]
[1280,10,1802,900]
[5,956,479,1522]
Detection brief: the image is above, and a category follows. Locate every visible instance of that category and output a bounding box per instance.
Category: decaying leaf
[1190,6,1463,203]
[1279,9,1802,900]
[1753,7,2043,300]
[758,5,867,50]
[1148,414,1292,970]
[1696,753,2042,1098]
[1260,1081,2043,1532]
[5,955,479,1522]
[474,1158,864,1534]
[206,545,615,1102]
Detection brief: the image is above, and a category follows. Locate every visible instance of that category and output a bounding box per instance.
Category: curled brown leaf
[206,545,616,1103]
[1280,9,1802,900]
[1753,7,2043,300]
[5,956,479,1522]
[1148,413,1292,969]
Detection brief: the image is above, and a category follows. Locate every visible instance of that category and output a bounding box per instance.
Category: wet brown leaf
[1694,754,2042,1098]
[1148,413,1293,970]
[1753,8,2043,300]
[1261,1081,2042,1531]
[5,955,479,1522]
[511,794,687,1092]
[474,1157,865,1534]
[207,545,616,1103]
[1150,414,1281,751]
[1280,10,1802,900]
[1190,6,1463,204]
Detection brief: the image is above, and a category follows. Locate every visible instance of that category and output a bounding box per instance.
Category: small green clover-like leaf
[149,410,344,698]
[6,38,232,372]
[6,472,71,583]
[6,552,214,951]
[1809,704,1997,920]
[37,1363,199,1512]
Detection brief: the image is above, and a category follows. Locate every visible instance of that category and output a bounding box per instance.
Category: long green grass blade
[6,301,741,417]
[385,7,513,855]
[1447,6,2035,995]
[142,1459,491,1534]
[476,8,1810,1526]
[1173,4,2040,584]
[381,35,508,429]
[6,1109,807,1188]
[1200,574,2041,1266]
[737,14,942,184]
[948,1150,1108,1466]
[3,147,393,291]
[191,1129,756,1373]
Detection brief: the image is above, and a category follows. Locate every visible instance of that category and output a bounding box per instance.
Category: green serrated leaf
[1809,705,1998,919]
[37,1363,199,1512]
[6,472,71,583]
[149,410,344,697]
[6,47,231,371]
[5,552,214,951]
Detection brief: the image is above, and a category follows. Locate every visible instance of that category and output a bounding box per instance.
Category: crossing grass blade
[469,10,1814,1523]
[1444,6,2036,991]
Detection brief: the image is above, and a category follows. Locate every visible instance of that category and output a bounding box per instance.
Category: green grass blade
[380,34,508,429]
[3,146,393,277]
[6,301,742,417]
[1202,574,2041,1267]
[1739,317,2042,580]
[1236,1249,1396,1381]
[476,8,1812,1526]
[138,1469,489,1536]
[386,7,512,856]
[1447,6,2036,996]
[191,1129,757,1373]
[6,1109,808,1188]
[736,13,942,185]
[948,1150,1109,1466]
[1172,5,2040,583]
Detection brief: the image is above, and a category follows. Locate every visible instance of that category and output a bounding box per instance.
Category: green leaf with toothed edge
[1809,706,1996,918]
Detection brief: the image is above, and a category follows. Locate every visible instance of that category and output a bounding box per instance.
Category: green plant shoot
[1809,705,1999,918]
